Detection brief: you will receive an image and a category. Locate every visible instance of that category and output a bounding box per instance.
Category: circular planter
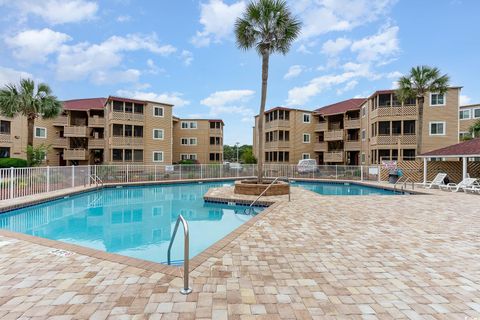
[234,179,290,196]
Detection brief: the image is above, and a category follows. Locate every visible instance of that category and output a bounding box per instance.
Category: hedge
[0,158,28,168]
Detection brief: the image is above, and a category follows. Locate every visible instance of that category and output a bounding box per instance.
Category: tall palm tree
[469,119,480,138]
[0,79,61,158]
[397,66,449,155]
[235,0,301,182]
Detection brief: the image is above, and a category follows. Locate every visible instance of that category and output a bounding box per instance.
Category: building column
[462,157,468,180]
[423,157,428,184]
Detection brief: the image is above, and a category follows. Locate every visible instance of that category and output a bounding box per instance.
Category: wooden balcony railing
[89,116,105,127]
[88,139,105,149]
[264,119,290,130]
[52,138,67,148]
[0,133,12,143]
[110,136,144,147]
[53,116,67,126]
[265,140,290,149]
[64,148,88,160]
[209,128,223,136]
[344,140,361,150]
[370,135,417,145]
[315,122,327,132]
[64,126,88,137]
[371,105,418,118]
[324,151,344,163]
[110,111,144,122]
[324,130,344,141]
[344,118,360,129]
[314,142,327,152]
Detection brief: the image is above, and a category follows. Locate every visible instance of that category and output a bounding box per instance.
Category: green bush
[0,158,28,168]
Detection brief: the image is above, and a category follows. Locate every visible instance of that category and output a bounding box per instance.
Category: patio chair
[439,178,479,192]
[464,184,480,194]
[415,173,447,189]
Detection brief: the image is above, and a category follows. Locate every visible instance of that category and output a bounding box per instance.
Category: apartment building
[253,107,317,164]
[459,104,480,139]
[0,96,224,165]
[253,87,461,165]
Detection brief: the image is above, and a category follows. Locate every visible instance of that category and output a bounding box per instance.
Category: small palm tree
[469,119,480,138]
[0,79,61,161]
[235,0,301,182]
[397,66,449,155]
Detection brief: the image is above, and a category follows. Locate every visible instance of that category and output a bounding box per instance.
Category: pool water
[291,181,400,195]
[0,181,260,264]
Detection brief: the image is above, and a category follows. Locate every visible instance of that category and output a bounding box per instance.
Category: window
[153,106,164,117]
[181,154,197,160]
[361,153,366,164]
[125,102,133,113]
[303,133,310,143]
[403,149,416,161]
[134,126,143,137]
[475,109,480,119]
[112,149,123,161]
[181,121,197,129]
[302,153,310,159]
[361,129,366,141]
[125,149,132,161]
[361,105,366,117]
[303,113,311,123]
[152,207,163,217]
[153,129,164,140]
[0,121,11,134]
[403,120,416,135]
[34,127,46,138]
[0,147,10,158]
[460,109,471,120]
[429,121,446,135]
[430,93,446,106]
[181,138,196,145]
[112,124,123,136]
[181,138,188,145]
[124,125,132,137]
[459,132,471,140]
[378,121,390,135]
[209,153,221,161]
[189,121,197,129]
[189,138,197,145]
[392,121,401,135]
[153,151,164,162]
[133,150,143,162]
[112,100,123,112]
[134,103,143,114]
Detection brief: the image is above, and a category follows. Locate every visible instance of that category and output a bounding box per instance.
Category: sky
[0,0,479,145]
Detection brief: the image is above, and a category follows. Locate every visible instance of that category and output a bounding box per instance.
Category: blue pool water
[291,181,399,196]
[0,181,261,264]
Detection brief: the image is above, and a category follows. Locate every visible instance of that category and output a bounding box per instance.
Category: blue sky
[0,0,479,145]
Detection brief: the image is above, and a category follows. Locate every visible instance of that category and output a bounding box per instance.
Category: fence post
[126,164,129,183]
[180,165,182,180]
[335,165,338,180]
[71,165,75,188]
[220,164,223,178]
[154,165,157,181]
[9,167,14,199]
[46,166,50,192]
[360,166,364,181]
[378,165,381,182]
[200,164,203,179]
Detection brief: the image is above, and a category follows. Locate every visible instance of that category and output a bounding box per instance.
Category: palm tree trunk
[257,52,270,183]
[27,116,35,147]
[416,97,424,155]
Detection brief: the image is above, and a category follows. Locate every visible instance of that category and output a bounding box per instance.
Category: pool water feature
[0,181,262,264]
[290,181,402,195]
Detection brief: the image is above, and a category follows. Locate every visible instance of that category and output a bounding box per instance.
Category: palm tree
[397,66,449,155]
[0,79,62,160]
[235,0,301,182]
[469,119,480,138]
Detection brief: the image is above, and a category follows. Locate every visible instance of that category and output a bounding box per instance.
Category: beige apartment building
[0,96,224,165]
[253,87,461,165]
[459,103,480,139]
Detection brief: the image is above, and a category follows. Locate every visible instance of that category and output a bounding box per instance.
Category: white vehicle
[297,159,317,174]
[229,162,242,170]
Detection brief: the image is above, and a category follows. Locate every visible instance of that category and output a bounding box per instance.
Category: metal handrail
[400,177,414,191]
[248,176,290,209]
[393,176,405,192]
[167,215,192,295]
[84,174,104,188]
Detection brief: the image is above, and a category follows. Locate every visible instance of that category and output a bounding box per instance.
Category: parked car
[297,159,317,174]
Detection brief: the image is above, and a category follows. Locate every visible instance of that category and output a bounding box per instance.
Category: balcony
[52,138,67,148]
[110,136,144,147]
[314,142,327,152]
[64,148,88,160]
[371,105,417,118]
[324,130,344,141]
[110,111,144,122]
[264,119,290,130]
[209,144,223,152]
[88,139,105,149]
[370,135,417,146]
[89,116,105,127]
[0,133,12,143]
[64,126,88,137]
[209,128,223,136]
[53,116,67,126]
[324,151,344,163]
[344,118,360,129]
[344,140,361,150]
[265,140,290,149]
[314,122,327,132]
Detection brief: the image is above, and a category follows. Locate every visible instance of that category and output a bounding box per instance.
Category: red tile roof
[107,96,147,105]
[315,98,366,116]
[63,98,106,110]
[420,138,480,157]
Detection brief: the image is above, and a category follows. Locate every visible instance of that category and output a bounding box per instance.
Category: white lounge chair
[464,185,480,194]
[415,173,447,189]
[439,178,478,192]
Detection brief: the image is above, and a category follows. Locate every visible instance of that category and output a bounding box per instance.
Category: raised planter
[234,179,289,196]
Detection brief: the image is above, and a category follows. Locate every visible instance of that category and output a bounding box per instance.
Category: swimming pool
[290,180,401,195]
[0,181,261,264]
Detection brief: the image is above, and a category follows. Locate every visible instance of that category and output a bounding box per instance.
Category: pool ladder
[393,177,414,193]
[84,174,104,189]
[167,215,192,295]
[244,176,290,215]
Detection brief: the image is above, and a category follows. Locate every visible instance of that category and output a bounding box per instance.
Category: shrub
[0,158,28,168]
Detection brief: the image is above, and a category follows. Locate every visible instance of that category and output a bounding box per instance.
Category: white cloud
[14,0,98,25]
[284,65,304,79]
[116,90,190,107]
[297,44,313,54]
[293,0,397,40]
[201,89,255,122]
[55,34,177,82]
[191,0,246,47]
[386,71,403,79]
[92,69,140,85]
[5,28,71,63]
[181,50,194,66]
[336,80,358,95]
[350,25,399,63]
[321,37,351,56]
[0,66,33,86]
[117,15,131,23]
[460,95,472,106]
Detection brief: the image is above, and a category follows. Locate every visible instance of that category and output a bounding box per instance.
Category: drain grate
[49,249,75,257]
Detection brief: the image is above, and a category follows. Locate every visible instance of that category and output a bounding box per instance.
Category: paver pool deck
[0,182,479,319]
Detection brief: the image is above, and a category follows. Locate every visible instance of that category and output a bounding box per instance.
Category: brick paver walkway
[0,186,479,319]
